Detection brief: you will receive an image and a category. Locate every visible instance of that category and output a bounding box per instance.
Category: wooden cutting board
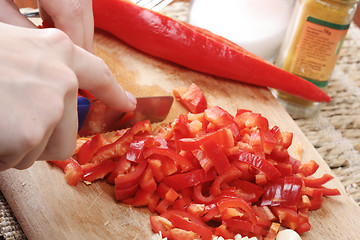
[1,30,360,240]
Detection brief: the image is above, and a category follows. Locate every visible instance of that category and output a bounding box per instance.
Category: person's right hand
[0,22,136,171]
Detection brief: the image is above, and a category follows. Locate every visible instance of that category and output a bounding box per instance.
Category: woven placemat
[1,2,359,239]
[294,22,360,204]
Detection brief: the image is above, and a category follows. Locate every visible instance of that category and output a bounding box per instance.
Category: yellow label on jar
[289,16,349,87]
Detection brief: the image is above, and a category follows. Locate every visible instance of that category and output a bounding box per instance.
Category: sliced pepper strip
[163,169,217,191]
[144,147,193,172]
[200,140,230,175]
[261,176,303,207]
[237,151,281,181]
[217,197,257,225]
[301,173,334,188]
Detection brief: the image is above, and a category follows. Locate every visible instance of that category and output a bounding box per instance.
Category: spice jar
[272,0,359,118]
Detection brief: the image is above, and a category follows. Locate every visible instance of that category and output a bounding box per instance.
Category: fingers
[39,84,78,161]
[70,45,137,112]
[78,0,94,52]
[13,130,52,170]
[0,0,36,28]
[38,0,94,52]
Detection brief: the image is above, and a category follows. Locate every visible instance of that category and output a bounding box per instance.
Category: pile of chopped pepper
[50,83,340,240]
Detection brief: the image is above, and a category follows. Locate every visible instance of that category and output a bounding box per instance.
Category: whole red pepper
[92,0,330,102]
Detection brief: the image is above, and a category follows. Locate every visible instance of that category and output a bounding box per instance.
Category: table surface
[1,1,360,239]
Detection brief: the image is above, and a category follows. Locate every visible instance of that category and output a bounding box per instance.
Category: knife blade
[77,96,173,136]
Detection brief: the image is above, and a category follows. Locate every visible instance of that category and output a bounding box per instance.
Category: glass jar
[272,0,359,118]
[188,0,295,62]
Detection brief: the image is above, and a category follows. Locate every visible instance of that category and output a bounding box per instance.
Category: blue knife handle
[77,96,91,131]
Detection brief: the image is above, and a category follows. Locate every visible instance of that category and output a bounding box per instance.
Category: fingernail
[126,91,137,108]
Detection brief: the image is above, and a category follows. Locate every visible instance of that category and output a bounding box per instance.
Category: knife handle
[77,96,91,131]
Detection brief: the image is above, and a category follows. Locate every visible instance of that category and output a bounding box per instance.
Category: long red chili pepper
[92,0,330,103]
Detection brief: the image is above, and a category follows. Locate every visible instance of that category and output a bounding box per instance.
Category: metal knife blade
[77,96,173,136]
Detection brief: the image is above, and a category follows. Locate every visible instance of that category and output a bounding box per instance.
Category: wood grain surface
[1,30,360,240]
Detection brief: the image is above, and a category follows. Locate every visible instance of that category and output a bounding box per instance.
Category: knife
[77,95,173,136]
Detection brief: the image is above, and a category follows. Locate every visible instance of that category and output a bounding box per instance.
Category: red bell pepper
[190,183,214,205]
[200,140,230,175]
[261,176,303,207]
[114,158,147,188]
[126,136,159,163]
[296,160,319,177]
[173,83,207,114]
[237,151,281,181]
[139,166,157,193]
[106,155,132,184]
[301,173,334,188]
[163,169,217,191]
[92,0,330,102]
[235,111,269,131]
[77,133,112,164]
[161,210,213,240]
[204,106,235,127]
[271,207,304,231]
[179,128,234,151]
[82,159,116,182]
[169,228,199,240]
[213,224,236,239]
[209,165,242,196]
[150,215,173,238]
[50,158,83,186]
[230,180,264,203]
[115,184,139,201]
[144,147,193,172]
[217,197,257,225]
[192,149,214,172]
[90,120,152,164]
[133,188,158,208]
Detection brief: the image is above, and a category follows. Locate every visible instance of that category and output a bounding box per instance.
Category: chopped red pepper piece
[217,197,257,225]
[200,140,230,175]
[163,169,217,191]
[209,165,242,196]
[144,147,193,172]
[301,173,334,188]
[77,133,111,164]
[204,106,234,127]
[50,158,83,186]
[179,128,234,151]
[161,210,213,240]
[296,160,319,177]
[261,176,303,207]
[82,159,116,182]
[237,151,281,181]
[173,83,207,114]
[139,166,157,193]
[115,184,139,201]
[114,159,147,189]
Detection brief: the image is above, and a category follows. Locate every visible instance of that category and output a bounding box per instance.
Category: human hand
[38,0,95,52]
[0,0,37,28]
[0,22,136,171]
[0,0,94,52]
